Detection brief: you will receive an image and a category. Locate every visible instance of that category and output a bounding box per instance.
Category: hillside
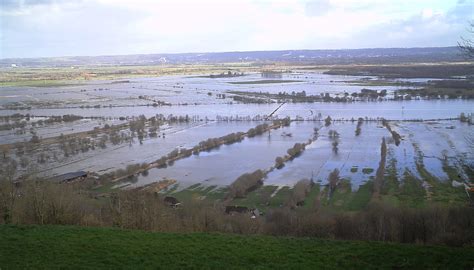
[0,225,472,269]
[0,47,464,67]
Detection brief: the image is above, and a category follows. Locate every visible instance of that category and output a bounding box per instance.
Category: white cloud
[0,0,470,58]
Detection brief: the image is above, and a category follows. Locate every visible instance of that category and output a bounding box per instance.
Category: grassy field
[0,64,261,87]
[0,225,472,269]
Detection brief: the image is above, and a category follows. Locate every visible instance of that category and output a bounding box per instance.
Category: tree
[275,157,285,169]
[458,21,474,59]
[328,130,339,154]
[373,138,387,198]
[0,145,10,160]
[30,135,40,144]
[325,116,332,127]
[328,169,340,198]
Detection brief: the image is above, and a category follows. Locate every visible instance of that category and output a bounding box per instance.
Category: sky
[0,0,473,58]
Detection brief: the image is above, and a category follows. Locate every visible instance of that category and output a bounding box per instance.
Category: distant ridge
[0,47,465,67]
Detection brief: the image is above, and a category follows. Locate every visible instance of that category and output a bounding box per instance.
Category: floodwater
[30,121,260,177]
[1,100,472,121]
[131,121,318,189]
[1,71,472,188]
[1,72,471,121]
[264,122,388,188]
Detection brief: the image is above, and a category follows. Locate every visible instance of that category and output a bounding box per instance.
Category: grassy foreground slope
[0,226,473,269]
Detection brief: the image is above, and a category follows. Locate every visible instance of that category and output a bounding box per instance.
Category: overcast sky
[0,0,472,58]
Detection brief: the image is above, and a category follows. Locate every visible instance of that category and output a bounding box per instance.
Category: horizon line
[0,45,460,61]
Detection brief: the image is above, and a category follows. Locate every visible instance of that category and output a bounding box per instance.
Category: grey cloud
[304,0,332,17]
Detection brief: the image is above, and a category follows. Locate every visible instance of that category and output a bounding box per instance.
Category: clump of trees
[209,71,244,78]
[0,121,27,132]
[382,119,401,146]
[458,21,474,59]
[328,130,339,154]
[327,168,340,198]
[229,90,359,103]
[265,201,473,246]
[229,170,265,198]
[275,157,285,169]
[287,143,305,159]
[232,95,273,104]
[396,81,474,100]
[273,117,291,127]
[354,89,388,100]
[313,127,319,138]
[355,117,364,136]
[373,138,387,198]
[325,116,332,127]
[0,178,473,246]
[197,132,245,151]
[30,134,40,144]
[325,64,472,79]
[288,179,313,208]
[247,123,269,138]
[460,112,472,124]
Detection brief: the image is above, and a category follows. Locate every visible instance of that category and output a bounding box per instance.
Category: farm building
[225,206,262,218]
[51,171,88,183]
[164,196,181,207]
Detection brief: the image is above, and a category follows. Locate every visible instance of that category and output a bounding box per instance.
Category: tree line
[0,178,472,247]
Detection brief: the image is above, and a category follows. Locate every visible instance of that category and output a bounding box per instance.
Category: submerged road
[267,102,286,119]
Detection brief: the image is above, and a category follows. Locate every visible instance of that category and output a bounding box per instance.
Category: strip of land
[0,225,472,269]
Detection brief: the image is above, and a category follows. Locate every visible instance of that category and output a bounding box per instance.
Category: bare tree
[458,21,474,59]
[328,168,340,198]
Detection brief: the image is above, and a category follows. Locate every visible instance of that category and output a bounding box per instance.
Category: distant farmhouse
[164,196,181,208]
[225,206,261,218]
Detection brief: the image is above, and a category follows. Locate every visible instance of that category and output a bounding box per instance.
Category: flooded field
[1,71,471,121]
[0,71,412,107]
[132,121,319,189]
[0,70,472,209]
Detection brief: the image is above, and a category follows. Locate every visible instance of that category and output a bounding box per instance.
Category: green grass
[92,181,119,194]
[268,186,292,208]
[303,184,321,209]
[0,225,472,269]
[324,180,351,209]
[232,185,278,210]
[171,184,228,202]
[322,180,373,211]
[0,80,82,87]
[347,181,373,211]
[379,160,403,207]
[463,165,474,182]
[418,163,467,205]
[397,171,426,208]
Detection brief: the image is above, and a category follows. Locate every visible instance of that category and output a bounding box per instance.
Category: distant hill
[1,225,473,269]
[0,47,466,67]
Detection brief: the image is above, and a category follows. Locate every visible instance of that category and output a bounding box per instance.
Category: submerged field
[0,67,472,211]
[1,225,473,269]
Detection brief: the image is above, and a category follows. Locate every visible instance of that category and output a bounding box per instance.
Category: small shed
[164,196,181,207]
[250,208,261,218]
